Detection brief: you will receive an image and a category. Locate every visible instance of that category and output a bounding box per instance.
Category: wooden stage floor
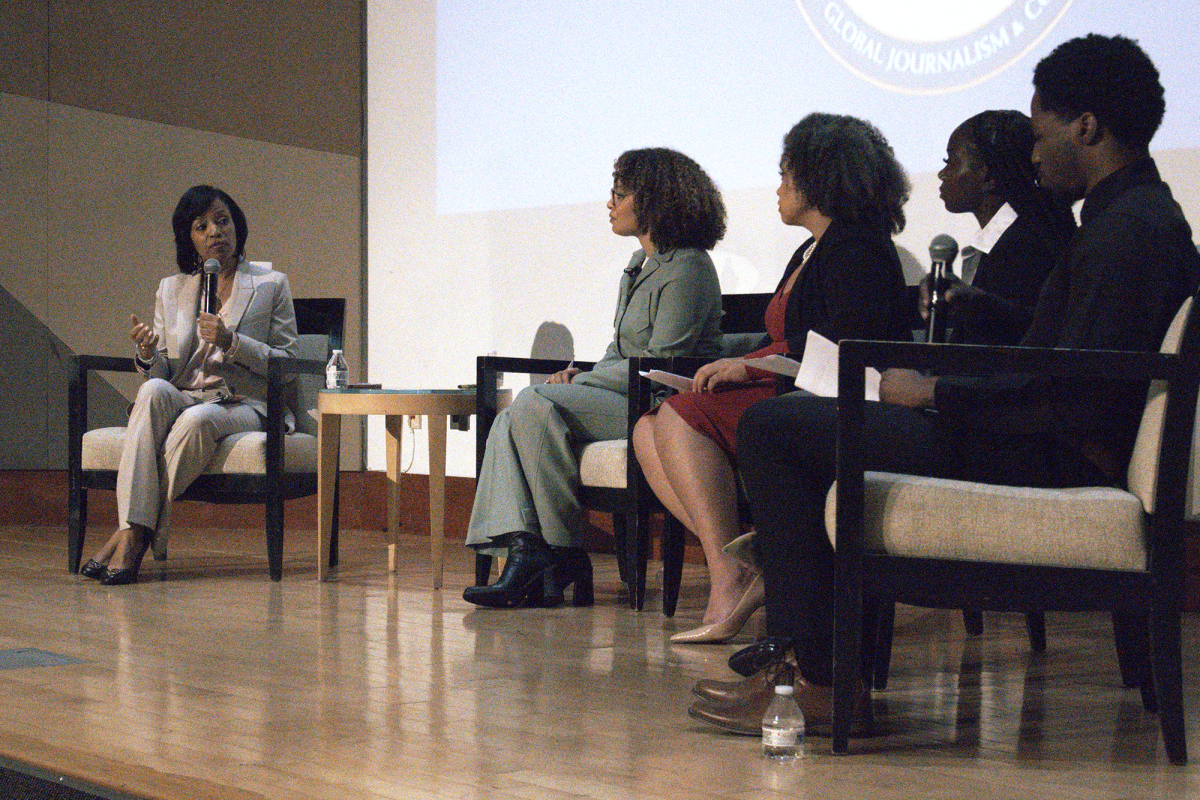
[0,524,1198,799]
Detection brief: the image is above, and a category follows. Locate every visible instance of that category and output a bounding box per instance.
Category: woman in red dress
[633,114,911,641]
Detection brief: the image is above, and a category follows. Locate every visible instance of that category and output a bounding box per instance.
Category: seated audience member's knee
[134,378,177,411]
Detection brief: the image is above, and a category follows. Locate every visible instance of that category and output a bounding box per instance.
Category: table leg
[317,412,342,582]
[428,413,448,589]
[385,415,404,573]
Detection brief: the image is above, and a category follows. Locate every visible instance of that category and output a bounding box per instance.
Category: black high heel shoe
[462,533,558,608]
[80,560,108,580]
[100,530,151,586]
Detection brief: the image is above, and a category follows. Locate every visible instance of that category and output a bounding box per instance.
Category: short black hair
[612,148,726,252]
[171,185,248,273]
[960,109,1075,244]
[1032,33,1164,151]
[782,113,910,235]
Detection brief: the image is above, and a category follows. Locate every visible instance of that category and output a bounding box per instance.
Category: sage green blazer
[573,247,723,394]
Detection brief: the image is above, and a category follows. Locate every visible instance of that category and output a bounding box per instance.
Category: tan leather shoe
[692,656,793,704]
[689,679,870,737]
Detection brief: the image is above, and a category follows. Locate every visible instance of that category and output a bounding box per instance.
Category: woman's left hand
[198,312,234,351]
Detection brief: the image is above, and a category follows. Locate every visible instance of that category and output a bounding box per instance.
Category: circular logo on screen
[795,0,1074,94]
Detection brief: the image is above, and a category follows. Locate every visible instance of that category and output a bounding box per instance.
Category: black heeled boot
[549,547,594,608]
[462,533,558,608]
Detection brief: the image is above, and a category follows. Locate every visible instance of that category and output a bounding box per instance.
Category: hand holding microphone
[197,257,234,350]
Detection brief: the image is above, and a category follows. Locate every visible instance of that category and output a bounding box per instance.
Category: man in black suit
[689,33,1200,735]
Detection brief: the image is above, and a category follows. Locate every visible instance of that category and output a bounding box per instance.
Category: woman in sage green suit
[464,148,727,609]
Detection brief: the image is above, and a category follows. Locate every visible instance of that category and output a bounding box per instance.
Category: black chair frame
[830,319,1199,762]
[66,298,345,582]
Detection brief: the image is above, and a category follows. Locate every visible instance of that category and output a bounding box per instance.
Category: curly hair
[1033,33,1164,152]
[612,148,726,252]
[782,113,910,235]
[959,109,1075,245]
[171,185,248,273]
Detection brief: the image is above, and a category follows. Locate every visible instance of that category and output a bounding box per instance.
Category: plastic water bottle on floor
[762,684,804,761]
[326,349,348,389]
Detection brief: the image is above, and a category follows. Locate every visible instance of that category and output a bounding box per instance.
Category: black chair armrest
[265,356,325,479]
[478,355,596,375]
[634,354,724,378]
[69,355,139,459]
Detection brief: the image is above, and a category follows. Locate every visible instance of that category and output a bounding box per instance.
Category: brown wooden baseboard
[8,469,1200,609]
[0,469,698,560]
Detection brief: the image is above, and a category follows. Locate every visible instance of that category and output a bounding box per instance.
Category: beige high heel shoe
[670,573,765,644]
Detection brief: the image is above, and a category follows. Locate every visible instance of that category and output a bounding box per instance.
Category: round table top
[317,386,510,415]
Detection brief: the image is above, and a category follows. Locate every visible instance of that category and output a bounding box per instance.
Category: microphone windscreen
[929,234,959,265]
[202,258,221,275]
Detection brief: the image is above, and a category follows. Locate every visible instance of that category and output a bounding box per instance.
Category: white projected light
[844,0,1016,43]
[369,0,1200,478]
[796,0,1075,94]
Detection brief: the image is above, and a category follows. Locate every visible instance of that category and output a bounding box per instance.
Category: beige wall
[0,0,364,468]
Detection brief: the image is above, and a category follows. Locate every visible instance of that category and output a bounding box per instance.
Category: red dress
[659,280,793,459]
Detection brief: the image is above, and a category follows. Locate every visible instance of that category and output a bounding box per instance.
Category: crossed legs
[90,379,260,576]
[633,403,754,625]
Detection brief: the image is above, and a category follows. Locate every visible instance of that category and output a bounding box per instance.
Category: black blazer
[764,218,910,357]
[949,212,1069,346]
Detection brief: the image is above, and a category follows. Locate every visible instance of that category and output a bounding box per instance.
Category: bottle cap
[774,684,794,695]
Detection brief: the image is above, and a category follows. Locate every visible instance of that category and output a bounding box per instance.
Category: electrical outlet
[408,414,422,429]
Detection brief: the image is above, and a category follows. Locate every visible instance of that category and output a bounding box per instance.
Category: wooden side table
[316,387,509,587]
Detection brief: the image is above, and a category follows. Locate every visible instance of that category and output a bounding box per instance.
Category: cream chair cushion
[81,426,317,474]
[578,438,628,489]
[825,472,1147,571]
[823,297,1196,573]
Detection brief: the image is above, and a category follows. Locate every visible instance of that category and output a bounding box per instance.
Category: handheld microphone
[202,258,220,315]
[926,234,958,344]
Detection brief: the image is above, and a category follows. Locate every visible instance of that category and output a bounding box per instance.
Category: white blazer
[139,258,300,429]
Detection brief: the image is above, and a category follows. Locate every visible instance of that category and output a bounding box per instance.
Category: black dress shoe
[463,533,558,608]
[728,636,793,677]
[100,567,140,586]
[80,560,108,580]
[99,530,150,586]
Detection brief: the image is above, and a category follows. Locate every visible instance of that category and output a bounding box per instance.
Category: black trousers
[737,392,1107,686]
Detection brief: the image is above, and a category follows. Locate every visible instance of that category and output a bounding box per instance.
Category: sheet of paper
[793,330,881,401]
[742,353,801,378]
[639,369,694,393]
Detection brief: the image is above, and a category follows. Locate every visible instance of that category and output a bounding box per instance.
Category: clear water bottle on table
[326,349,348,389]
[762,684,804,761]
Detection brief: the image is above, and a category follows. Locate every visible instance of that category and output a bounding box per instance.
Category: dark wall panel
[46,1,361,156]
[0,1,48,99]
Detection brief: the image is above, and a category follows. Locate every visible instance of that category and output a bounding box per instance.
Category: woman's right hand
[692,358,749,392]
[546,367,581,384]
[130,314,159,360]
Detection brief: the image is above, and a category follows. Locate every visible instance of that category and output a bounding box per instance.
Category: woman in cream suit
[81,185,298,585]
[463,148,727,609]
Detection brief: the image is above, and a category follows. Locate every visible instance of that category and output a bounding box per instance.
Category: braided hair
[960,110,1075,245]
